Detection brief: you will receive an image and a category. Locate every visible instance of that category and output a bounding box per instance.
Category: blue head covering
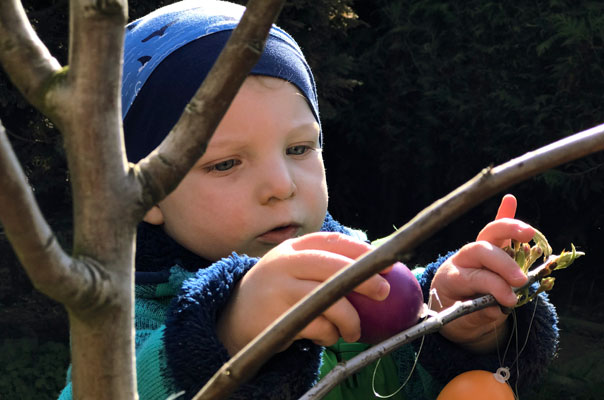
[122,0,320,162]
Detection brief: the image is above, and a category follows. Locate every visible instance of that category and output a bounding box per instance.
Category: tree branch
[0,0,62,111]
[198,122,604,399]
[0,120,87,305]
[301,257,557,399]
[135,0,286,212]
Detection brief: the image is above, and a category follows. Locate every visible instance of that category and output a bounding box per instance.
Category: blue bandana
[122,0,320,162]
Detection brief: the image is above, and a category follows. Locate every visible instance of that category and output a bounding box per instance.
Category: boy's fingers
[495,194,517,220]
[465,268,519,307]
[451,305,504,329]
[288,231,393,274]
[490,194,518,248]
[296,315,341,347]
[454,243,528,287]
[289,232,373,260]
[481,304,508,321]
[286,249,391,301]
[291,281,361,344]
[321,300,362,343]
[476,218,535,247]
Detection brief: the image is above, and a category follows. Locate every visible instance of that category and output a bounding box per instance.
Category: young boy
[59,1,558,399]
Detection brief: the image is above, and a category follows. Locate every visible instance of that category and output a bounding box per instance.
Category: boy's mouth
[257,224,301,244]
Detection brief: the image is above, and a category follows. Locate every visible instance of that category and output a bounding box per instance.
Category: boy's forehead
[203,79,320,154]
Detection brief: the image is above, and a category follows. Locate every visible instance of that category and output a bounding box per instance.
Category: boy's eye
[208,159,240,172]
[287,145,311,156]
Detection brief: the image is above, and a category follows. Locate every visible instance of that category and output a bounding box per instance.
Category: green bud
[553,244,585,271]
[532,228,552,259]
[515,247,526,270]
[515,288,531,307]
[525,245,543,271]
[537,277,555,294]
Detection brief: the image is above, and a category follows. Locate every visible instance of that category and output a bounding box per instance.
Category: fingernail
[515,269,528,281]
[518,222,534,234]
[513,273,528,287]
[378,280,391,300]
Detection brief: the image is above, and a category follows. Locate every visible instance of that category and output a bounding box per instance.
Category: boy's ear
[143,205,164,225]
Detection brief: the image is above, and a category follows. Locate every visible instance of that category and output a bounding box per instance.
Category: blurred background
[1,0,603,398]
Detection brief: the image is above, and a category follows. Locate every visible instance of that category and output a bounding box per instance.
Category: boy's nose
[258,160,296,204]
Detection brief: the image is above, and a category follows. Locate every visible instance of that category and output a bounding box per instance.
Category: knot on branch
[0,35,18,54]
[185,97,207,116]
[68,256,120,316]
[246,40,264,55]
[129,162,160,216]
[82,0,127,17]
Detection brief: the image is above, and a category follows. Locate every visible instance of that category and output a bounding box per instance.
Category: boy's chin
[241,243,278,258]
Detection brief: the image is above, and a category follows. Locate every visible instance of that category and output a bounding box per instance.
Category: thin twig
[300,258,556,399]
[200,122,604,399]
[0,120,74,304]
[0,0,61,110]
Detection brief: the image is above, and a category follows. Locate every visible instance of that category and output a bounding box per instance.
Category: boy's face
[146,76,328,260]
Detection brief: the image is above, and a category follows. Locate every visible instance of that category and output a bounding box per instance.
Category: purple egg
[346,262,424,344]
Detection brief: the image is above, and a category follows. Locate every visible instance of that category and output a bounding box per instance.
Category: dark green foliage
[232,0,362,119]
[322,1,604,284]
[0,338,70,399]
[531,316,604,399]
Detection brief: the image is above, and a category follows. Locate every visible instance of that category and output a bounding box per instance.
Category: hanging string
[495,294,540,400]
[370,289,441,398]
[511,295,540,398]
[369,282,541,399]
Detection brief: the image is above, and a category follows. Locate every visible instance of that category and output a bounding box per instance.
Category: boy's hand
[430,194,533,353]
[216,232,391,356]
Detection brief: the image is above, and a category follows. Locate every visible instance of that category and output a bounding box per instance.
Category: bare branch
[0,120,86,305]
[0,120,119,313]
[0,0,61,110]
[136,0,286,211]
[198,123,604,399]
[301,258,557,399]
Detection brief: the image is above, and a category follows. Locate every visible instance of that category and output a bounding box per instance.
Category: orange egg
[437,369,515,400]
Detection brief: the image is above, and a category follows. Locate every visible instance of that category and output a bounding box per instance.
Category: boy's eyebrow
[287,121,321,137]
[208,122,320,149]
[206,137,249,151]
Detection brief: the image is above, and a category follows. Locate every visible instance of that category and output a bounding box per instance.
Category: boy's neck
[135,222,212,272]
